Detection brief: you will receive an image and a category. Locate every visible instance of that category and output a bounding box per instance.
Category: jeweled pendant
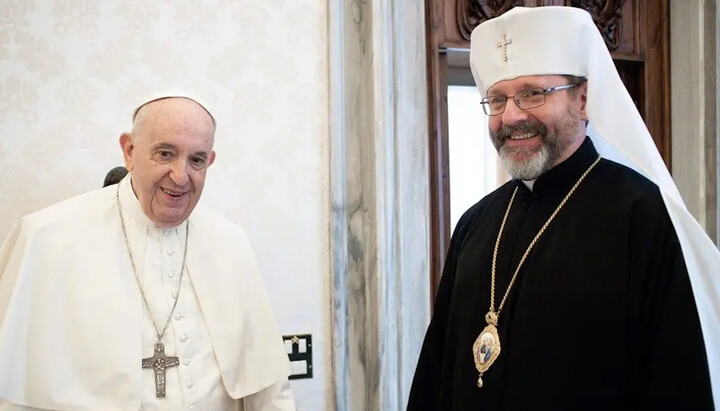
[472,311,501,389]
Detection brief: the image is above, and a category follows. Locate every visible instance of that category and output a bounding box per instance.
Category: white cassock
[0,176,296,411]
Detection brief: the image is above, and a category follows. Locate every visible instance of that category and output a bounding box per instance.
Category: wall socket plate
[282,334,313,379]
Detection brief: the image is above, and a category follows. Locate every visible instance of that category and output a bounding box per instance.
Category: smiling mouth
[508,132,539,141]
[161,188,187,198]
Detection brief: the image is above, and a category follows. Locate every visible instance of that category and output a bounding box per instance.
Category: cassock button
[168,270,176,278]
[180,333,190,343]
[186,380,195,389]
[171,291,178,299]
[175,312,184,321]
[163,230,172,237]
[167,249,176,256]
[183,359,191,366]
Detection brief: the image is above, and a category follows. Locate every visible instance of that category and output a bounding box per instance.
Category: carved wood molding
[456,0,626,49]
[570,0,626,50]
[456,0,522,41]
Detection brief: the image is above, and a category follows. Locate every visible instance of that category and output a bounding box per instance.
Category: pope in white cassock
[0,94,296,411]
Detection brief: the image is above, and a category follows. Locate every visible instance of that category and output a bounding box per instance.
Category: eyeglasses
[480,82,584,116]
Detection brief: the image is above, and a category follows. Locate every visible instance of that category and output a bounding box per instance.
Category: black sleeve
[626,194,714,410]
[407,203,481,410]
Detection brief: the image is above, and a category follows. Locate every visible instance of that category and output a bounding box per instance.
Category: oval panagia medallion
[472,323,501,387]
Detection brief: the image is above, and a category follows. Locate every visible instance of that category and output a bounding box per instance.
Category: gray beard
[490,106,582,180]
[499,144,552,180]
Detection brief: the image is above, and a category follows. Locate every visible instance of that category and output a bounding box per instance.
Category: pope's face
[120,98,216,228]
[487,75,587,180]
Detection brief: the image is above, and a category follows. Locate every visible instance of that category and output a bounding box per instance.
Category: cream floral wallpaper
[0,1,329,409]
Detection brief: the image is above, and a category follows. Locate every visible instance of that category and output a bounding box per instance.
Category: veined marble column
[329,1,431,410]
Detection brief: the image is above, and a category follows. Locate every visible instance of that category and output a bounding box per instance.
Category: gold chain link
[490,156,601,317]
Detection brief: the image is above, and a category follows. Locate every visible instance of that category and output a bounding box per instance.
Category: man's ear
[578,81,588,120]
[119,133,135,172]
[208,150,216,168]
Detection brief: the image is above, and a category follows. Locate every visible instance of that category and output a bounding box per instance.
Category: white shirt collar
[521,179,536,191]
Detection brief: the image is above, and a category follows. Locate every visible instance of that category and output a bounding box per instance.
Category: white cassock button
[163,230,172,237]
[189,405,197,409]
[167,249,175,256]
[171,291,178,299]
[180,333,190,343]
[168,270,176,278]
[183,359,191,366]
[174,312,184,321]
[186,380,195,389]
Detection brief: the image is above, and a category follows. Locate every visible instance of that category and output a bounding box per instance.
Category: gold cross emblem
[497,34,512,62]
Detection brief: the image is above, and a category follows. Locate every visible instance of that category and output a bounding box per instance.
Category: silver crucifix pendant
[142,342,179,398]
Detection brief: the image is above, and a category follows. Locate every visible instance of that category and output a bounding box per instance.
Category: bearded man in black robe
[408,6,718,411]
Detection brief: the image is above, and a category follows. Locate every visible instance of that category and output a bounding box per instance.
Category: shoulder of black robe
[407,138,713,410]
[616,168,714,410]
[407,179,518,411]
[583,153,712,409]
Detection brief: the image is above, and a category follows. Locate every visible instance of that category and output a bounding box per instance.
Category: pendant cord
[490,156,601,317]
[116,183,189,343]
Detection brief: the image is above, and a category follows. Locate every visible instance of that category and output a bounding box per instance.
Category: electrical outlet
[282,334,313,379]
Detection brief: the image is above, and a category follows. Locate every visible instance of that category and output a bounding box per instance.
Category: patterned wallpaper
[0,1,329,409]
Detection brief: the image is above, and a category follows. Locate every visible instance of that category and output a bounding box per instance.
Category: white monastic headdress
[470,6,719,404]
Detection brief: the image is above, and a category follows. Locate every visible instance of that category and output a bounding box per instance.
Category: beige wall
[0,1,330,409]
[670,0,718,242]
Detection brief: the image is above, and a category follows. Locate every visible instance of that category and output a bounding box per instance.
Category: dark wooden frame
[426,0,451,301]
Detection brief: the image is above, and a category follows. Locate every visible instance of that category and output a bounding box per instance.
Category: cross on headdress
[497,34,512,62]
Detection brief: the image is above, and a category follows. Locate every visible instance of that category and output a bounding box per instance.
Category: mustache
[492,120,547,141]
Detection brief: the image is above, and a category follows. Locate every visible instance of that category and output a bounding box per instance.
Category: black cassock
[408,138,713,411]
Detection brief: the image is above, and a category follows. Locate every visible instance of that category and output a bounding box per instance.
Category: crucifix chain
[116,183,189,397]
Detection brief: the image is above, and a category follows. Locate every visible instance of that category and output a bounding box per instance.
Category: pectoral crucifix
[142,342,180,398]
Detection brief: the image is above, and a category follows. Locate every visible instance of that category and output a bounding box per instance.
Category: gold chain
[490,156,601,316]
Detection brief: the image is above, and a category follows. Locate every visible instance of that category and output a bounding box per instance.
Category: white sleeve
[240,380,296,411]
[0,400,49,411]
